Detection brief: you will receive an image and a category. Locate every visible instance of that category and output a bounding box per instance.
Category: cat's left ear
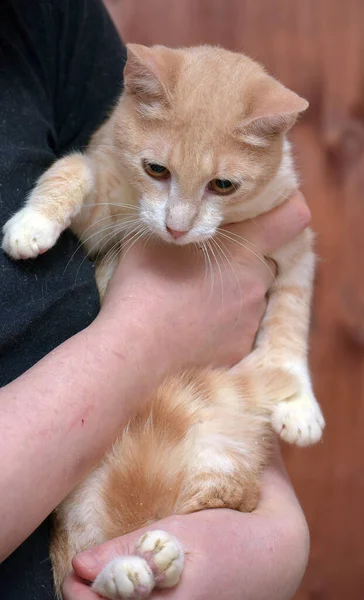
[124,44,178,118]
[239,78,309,145]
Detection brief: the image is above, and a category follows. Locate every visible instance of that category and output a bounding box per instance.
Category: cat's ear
[239,78,308,146]
[124,44,177,117]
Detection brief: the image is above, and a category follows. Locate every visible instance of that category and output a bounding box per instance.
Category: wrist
[90,297,174,387]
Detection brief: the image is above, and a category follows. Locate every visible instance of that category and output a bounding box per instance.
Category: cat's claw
[136,530,185,589]
[272,393,325,446]
[92,556,154,600]
[2,207,62,259]
[90,531,184,600]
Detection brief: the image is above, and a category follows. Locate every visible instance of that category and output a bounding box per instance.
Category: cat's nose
[166,226,188,240]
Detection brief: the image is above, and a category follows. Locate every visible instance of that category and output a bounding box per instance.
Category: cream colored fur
[2,44,324,599]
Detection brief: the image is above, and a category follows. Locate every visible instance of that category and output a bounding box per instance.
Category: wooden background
[104,1,364,598]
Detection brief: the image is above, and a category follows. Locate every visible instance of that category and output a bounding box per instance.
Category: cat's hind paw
[2,207,63,259]
[92,556,154,600]
[272,393,325,446]
[136,529,185,589]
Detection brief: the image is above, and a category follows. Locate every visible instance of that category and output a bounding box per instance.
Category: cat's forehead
[172,48,263,120]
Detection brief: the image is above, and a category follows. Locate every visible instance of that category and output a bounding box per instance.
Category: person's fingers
[72,535,136,581]
[72,518,183,582]
[72,448,297,584]
[226,191,311,256]
[62,572,99,600]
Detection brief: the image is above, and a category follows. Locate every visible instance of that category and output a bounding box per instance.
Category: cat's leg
[135,530,184,589]
[249,229,325,446]
[175,371,270,516]
[92,530,184,599]
[2,153,93,259]
[95,251,121,299]
[92,555,154,600]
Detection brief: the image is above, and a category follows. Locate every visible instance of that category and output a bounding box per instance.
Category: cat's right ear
[124,44,175,118]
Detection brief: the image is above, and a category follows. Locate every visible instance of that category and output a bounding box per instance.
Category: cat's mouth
[159,227,216,247]
[166,226,189,242]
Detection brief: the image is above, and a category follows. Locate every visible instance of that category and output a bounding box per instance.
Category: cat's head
[113,44,308,245]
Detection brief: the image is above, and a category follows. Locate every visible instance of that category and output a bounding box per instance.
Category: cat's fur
[2,45,325,599]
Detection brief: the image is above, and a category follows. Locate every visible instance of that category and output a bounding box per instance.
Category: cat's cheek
[139,195,170,240]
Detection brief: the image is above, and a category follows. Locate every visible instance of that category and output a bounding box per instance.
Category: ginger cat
[2,45,324,599]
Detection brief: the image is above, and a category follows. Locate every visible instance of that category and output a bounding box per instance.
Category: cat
[2,44,325,599]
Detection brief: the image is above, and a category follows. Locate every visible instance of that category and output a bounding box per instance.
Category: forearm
[68,446,309,600]
[0,310,162,561]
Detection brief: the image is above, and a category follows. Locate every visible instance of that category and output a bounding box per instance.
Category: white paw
[2,207,63,259]
[92,556,154,600]
[272,394,325,446]
[136,530,184,589]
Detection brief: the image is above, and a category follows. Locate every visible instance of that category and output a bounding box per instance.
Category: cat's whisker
[199,241,214,299]
[82,203,139,211]
[200,243,209,285]
[99,241,122,271]
[92,222,141,265]
[101,223,144,268]
[72,219,144,283]
[211,237,244,326]
[62,221,116,276]
[212,237,239,288]
[142,231,154,250]
[79,218,143,256]
[98,240,123,274]
[114,223,149,259]
[63,217,143,277]
[120,223,148,246]
[100,228,136,271]
[80,213,141,238]
[246,186,292,233]
[216,230,275,279]
[77,220,140,274]
[204,242,215,299]
[119,225,150,262]
[206,239,224,309]
[269,186,292,203]
[216,227,265,256]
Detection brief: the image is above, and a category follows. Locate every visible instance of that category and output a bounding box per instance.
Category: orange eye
[144,162,170,179]
[208,179,236,195]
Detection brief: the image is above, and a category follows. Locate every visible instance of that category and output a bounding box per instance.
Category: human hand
[62,445,309,600]
[96,192,310,372]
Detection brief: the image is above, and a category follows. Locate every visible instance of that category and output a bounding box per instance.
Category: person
[0,0,310,598]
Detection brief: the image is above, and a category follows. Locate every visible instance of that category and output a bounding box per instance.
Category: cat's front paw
[92,556,154,600]
[272,392,325,446]
[136,530,184,589]
[2,207,63,259]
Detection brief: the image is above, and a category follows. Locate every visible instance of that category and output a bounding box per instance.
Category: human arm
[64,444,309,600]
[0,192,309,561]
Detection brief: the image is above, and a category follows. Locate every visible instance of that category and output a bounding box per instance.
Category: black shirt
[0,0,126,385]
[0,0,126,596]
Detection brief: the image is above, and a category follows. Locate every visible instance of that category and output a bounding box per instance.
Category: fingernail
[76,550,102,571]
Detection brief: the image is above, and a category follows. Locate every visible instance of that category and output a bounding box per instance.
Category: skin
[0,193,310,576]
[67,192,310,599]
[65,446,309,600]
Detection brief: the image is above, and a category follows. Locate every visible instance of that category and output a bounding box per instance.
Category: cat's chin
[148,227,217,247]
[162,233,216,247]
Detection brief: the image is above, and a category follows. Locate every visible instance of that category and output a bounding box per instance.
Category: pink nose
[166,227,187,240]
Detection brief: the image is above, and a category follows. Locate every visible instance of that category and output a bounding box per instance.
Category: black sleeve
[0,0,127,386]
[0,4,126,594]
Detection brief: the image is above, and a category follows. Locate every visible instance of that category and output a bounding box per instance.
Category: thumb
[72,515,181,581]
[72,530,139,581]
[226,191,311,256]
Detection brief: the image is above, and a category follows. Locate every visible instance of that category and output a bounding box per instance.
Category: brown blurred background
[103,1,364,598]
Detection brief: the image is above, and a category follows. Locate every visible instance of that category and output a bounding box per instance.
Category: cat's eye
[208,179,236,195]
[143,162,170,180]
